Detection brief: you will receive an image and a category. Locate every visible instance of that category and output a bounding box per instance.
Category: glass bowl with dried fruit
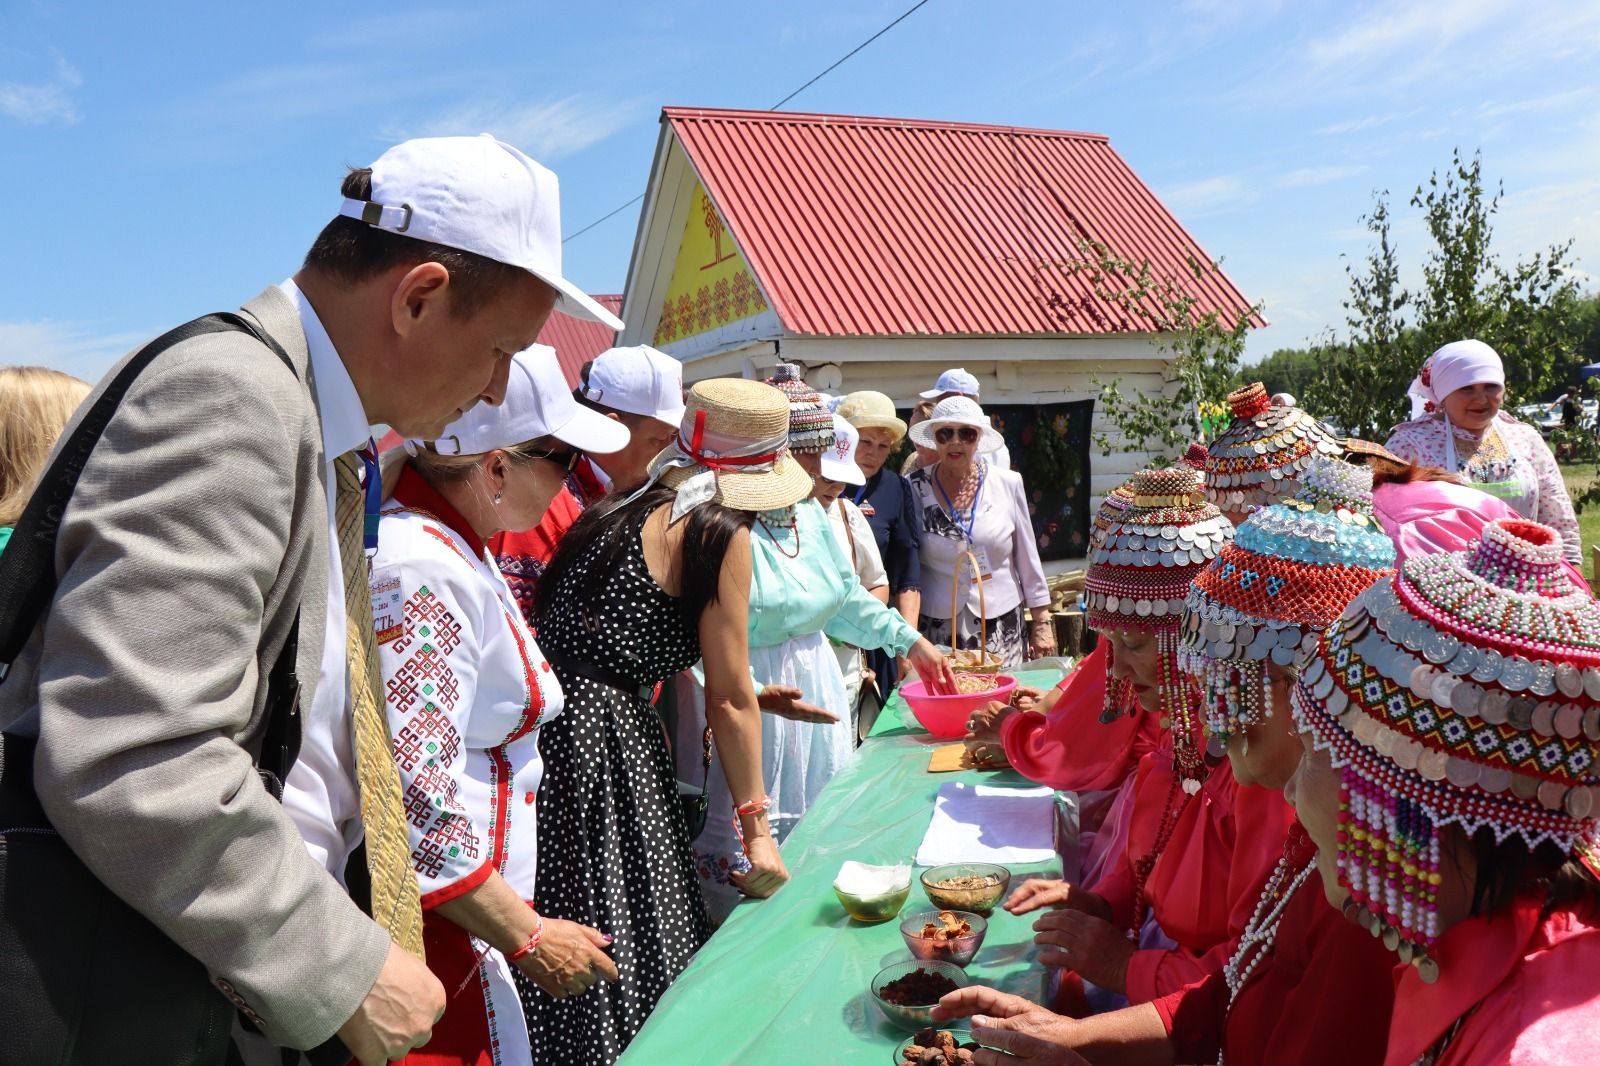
[870,960,970,1031]
[920,862,1011,913]
[894,1026,979,1065]
[898,909,988,967]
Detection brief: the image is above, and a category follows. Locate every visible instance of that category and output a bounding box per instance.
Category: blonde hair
[0,366,92,526]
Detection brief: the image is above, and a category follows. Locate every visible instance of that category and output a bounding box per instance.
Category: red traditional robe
[1384,892,1600,1066]
[1153,828,1396,1066]
[1000,643,1165,792]
[1089,740,1296,1004]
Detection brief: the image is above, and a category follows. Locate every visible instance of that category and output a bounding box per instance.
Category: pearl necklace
[1218,853,1318,1053]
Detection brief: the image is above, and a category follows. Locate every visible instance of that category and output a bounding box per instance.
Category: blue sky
[3,0,1597,383]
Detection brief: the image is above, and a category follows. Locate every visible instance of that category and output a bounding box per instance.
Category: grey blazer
[0,286,390,1048]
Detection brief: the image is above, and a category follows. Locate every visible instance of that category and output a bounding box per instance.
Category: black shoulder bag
[0,314,310,1066]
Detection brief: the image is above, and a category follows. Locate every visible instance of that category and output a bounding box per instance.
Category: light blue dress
[676,499,918,920]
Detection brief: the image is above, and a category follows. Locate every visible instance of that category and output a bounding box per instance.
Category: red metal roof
[662,107,1258,337]
[540,294,622,386]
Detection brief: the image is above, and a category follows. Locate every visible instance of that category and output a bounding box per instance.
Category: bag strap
[0,312,294,679]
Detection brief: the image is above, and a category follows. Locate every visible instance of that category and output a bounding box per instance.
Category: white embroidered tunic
[370,466,563,1066]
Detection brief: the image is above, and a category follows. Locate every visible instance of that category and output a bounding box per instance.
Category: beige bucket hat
[649,378,815,517]
[837,390,908,440]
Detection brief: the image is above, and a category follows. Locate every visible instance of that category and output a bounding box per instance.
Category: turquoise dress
[0,527,11,557]
[676,499,919,920]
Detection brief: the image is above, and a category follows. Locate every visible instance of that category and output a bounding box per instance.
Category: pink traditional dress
[1292,517,1600,1065]
[1152,824,1398,1066]
[1081,466,1294,1004]
[1384,412,1580,565]
[1384,892,1600,1066]
[376,465,563,1066]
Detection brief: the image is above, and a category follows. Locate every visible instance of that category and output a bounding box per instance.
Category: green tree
[1303,192,1413,439]
[1305,150,1582,439]
[1066,241,1259,466]
[1240,345,1323,403]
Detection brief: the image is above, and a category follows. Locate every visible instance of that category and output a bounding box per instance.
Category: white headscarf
[1407,340,1505,420]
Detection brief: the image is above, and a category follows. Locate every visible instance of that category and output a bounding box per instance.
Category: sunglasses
[529,446,582,472]
[934,426,981,445]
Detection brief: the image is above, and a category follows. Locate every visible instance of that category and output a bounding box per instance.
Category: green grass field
[1562,464,1600,586]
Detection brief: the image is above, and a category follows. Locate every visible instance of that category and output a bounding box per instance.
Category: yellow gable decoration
[654,183,769,345]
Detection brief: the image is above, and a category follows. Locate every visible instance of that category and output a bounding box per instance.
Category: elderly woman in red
[1288,516,1600,1065]
[934,457,1402,1065]
[1003,467,1295,1006]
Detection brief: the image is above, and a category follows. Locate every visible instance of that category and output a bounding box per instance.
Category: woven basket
[947,549,1004,675]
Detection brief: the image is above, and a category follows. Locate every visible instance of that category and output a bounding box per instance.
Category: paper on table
[915,781,1057,866]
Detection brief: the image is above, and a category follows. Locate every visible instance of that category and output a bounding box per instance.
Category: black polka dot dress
[521,520,712,1065]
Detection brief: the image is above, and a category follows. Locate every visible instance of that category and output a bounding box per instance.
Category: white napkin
[915,782,1057,866]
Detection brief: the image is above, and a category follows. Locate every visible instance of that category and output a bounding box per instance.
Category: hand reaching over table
[964,699,1016,768]
[1003,878,1110,919]
[1031,910,1134,994]
[933,987,1090,1065]
[757,683,838,724]
[907,637,959,694]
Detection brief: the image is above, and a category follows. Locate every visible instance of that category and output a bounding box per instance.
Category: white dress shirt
[278,278,369,878]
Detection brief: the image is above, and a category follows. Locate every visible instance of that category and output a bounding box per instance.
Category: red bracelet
[506,913,544,963]
[734,796,772,817]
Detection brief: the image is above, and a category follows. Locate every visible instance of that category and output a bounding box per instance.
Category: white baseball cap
[819,414,867,486]
[581,345,687,427]
[339,134,624,331]
[919,367,980,400]
[412,345,629,456]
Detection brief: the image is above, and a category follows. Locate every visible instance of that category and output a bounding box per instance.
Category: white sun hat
[908,395,1004,451]
[581,344,687,427]
[412,345,629,456]
[919,367,981,400]
[338,133,624,330]
[820,414,867,486]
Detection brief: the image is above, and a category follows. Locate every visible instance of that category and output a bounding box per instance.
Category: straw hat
[1181,456,1396,742]
[837,390,908,440]
[1204,382,1343,512]
[907,395,1004,451]
[649,378,814,514]
[1293,518,1600,980]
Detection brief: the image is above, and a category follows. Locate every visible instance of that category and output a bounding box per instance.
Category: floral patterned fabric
[1385,413,1580,564]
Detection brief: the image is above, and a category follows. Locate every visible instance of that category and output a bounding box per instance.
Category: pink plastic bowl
[899,675,1018,739]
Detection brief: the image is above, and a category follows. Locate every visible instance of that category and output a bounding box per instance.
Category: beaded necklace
[1219,831,1319,1026]
[756,506,802,559]
[1129,769,1191,938]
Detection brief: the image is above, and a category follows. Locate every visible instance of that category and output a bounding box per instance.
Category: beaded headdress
[1088,481,1138,722]
[764,363,836,453]
[1292,518,1600,983]
[1182,457,1396,744]
[1180,441,1209,472]
[1204,383,1343,513]
[1086,466,1234,787]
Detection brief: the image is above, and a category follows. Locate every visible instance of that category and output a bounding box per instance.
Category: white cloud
[388,94,644,162]
[1305,0,1509,71]
[1316,110,1416,135]
[0,52,81,124]
[1477,87,1597,119]
[1155,174,1258,218]
[1277,164,1368,188]
[0,320,148,382]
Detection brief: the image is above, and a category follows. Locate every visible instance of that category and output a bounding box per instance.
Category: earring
[493,491,503,504]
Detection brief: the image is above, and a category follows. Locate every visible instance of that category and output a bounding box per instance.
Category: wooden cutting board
[927,743,968,772]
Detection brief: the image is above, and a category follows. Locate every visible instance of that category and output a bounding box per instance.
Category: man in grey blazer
[0,134,624,1064]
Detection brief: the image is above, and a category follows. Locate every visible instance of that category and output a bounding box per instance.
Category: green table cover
[619,668,1066,1063]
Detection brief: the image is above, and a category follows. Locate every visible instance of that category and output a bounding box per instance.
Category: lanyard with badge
[935,466,990,576]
